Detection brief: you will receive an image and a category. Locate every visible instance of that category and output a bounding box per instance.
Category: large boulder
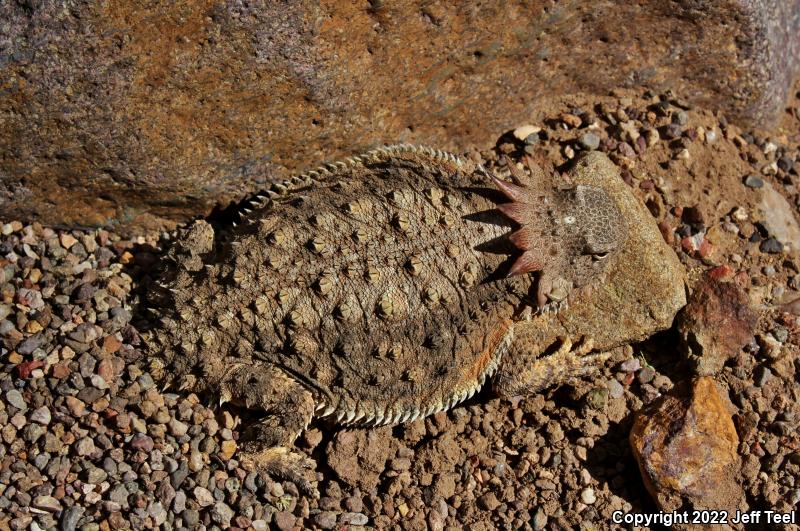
[1,1,798,233]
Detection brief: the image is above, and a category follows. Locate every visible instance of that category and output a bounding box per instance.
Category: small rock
[560,113,582,128]
[477,492,501,511]
[168,418,188,437]
[130,434,154,452]
[619,359,641,372]
[661,123,682,139]
[75,437,96,456]
[273,511,296,531]
[760,182,800,251]
[60,506,84,531]
[314,511,337,529]
[579,132,601,150]
[6,389,27,410]
[220,439,237,460]
[760,237,783,254]
[211,501,234,527]
[59,234,78,249]
[513,125,540,143]
[673,110,689,125]
[33,495,62,512]
[637,366,656,384]
[676,274,758,376]
[755,366,772,387]
[580,488,596,505]
[341,512,369,526]
[182,509,200,527]
[744,175,764,188]
[532,508,548,530]
[193,486,214,507]
[607,380,625,399]
[65,396,86,416]
[30,406,52,425]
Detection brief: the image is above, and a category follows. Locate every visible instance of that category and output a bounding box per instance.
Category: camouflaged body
[145,145,623,427]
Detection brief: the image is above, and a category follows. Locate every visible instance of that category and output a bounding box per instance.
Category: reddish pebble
[707,265,734,281]
[97,357,116,381]
[130,433,154,452]
[51,362,71,379]
[102,335,122,354]
[698,239,714,259]
[16,359,45,378]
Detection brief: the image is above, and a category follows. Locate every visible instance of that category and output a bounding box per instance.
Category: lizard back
[147,146,536,426]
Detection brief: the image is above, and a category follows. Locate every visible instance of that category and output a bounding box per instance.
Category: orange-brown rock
[1,1,799,233]
[677,273,759,376]
[630,377,744,513]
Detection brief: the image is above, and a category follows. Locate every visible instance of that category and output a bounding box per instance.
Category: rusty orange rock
[630,377,744,512]
[1,1,799,233]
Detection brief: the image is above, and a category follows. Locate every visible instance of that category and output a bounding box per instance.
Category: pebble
[211,501,235,526]
[193,486,214,507]
[274,511,296,531]
[744,175,764,188]
[6,389,27,410]
[607,380,625,399]
[532,508,548,530]
[182,509,200,527]
[760,238,783,254]
[32,495,61,512]
[662,123,682,139]
[579,132,601,150]
[341,512,369,525]
[130,434,154,452]
[581,488,597,504]
[673,110,689,125]
[513,125,541,143]
[477,492,501,511]
[168,418,188,437]
[315,511,338,529]
[75,437,96,456]
[619,359,641,372]
[755,366,772,387]
[29,406,52,425]
[60,506,84,531]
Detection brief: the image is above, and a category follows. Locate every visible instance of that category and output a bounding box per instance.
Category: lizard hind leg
[222,363,319,497]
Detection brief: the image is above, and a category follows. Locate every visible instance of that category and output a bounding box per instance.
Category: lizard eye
[591,252,609,261]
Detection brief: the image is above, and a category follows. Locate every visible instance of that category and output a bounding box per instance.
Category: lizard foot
[238,444,319,498]
[552,335,595,358]
[495,334,610,396]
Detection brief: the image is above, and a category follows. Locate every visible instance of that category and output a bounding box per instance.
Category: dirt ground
[1,83,799,530]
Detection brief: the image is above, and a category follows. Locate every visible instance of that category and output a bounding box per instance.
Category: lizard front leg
[221,363,318,496]
[493,324,610,398]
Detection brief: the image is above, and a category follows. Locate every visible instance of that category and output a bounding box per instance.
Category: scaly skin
[144,145,653,493]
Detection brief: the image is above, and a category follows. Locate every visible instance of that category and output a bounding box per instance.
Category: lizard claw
[238,445,319,498]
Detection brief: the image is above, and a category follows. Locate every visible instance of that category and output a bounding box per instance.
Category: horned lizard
[144,146,685,493]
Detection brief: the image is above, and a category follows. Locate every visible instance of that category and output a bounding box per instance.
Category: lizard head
[492,158,625,311]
